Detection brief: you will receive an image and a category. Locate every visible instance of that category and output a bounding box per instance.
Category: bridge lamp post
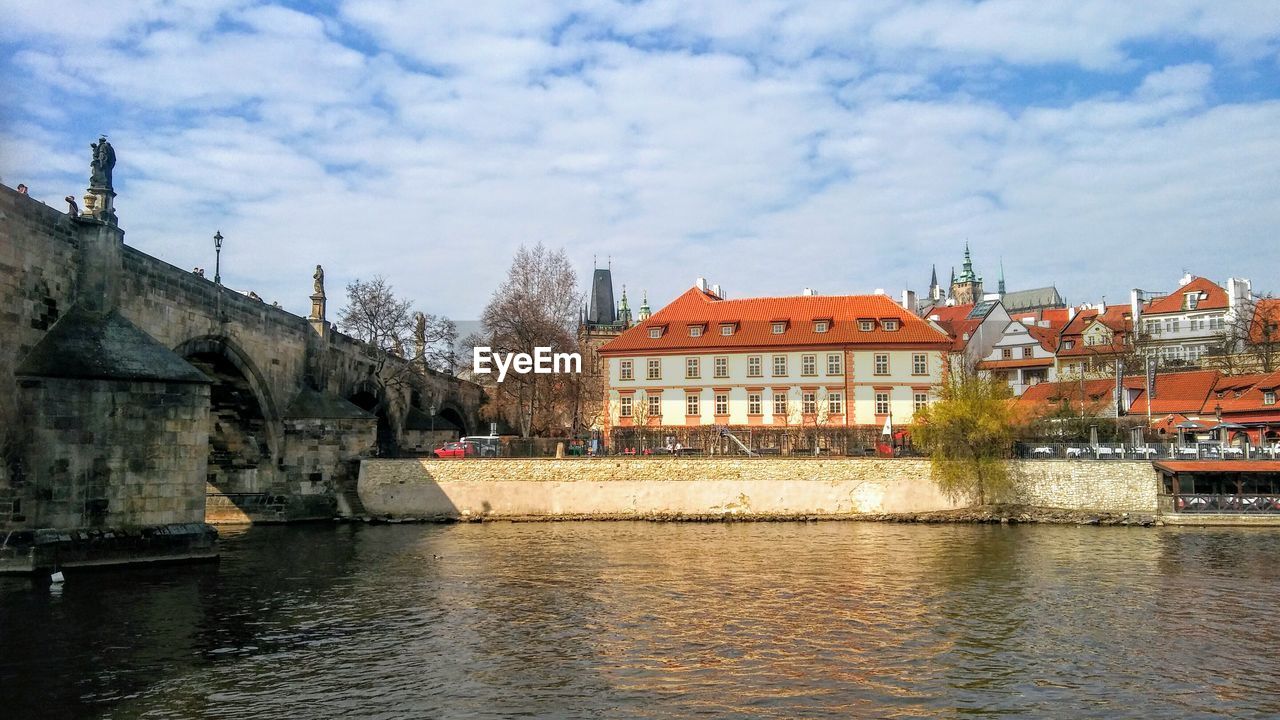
[213,230,224,285]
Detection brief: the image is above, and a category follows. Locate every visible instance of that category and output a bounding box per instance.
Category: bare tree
[1205,295,1280,374]
[339,276,414,350]
[412,311,459,375]
[479,243,581,437]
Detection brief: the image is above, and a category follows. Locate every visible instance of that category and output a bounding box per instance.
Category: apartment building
[597,283,951,433]
[1130,275,1252,365]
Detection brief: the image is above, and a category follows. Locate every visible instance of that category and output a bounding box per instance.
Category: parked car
[460,435,501,457]
[434,441,477,459]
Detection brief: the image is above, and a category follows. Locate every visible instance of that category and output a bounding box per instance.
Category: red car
[433,441,476,459]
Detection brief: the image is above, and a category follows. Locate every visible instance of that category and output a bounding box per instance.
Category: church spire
[638,290,652,321]
[998,258,1006,295]
[617,285,632,327]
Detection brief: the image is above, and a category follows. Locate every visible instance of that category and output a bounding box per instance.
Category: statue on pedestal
[313,265,325,296]
[90,136,116,189]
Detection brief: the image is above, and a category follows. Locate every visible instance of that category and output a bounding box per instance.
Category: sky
[2,1,1279,322]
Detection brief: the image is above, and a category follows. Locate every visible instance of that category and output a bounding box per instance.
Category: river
[2,522,1279,718]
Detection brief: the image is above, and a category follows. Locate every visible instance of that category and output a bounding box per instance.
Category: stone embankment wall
[358,458,1160,520]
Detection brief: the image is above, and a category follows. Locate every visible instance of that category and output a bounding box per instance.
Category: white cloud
[0,1,1278,321]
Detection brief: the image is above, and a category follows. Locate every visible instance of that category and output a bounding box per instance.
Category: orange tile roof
[1024,324,1060,352]
[1019,377,1116,406]
[924,304,975,323]
[599,287,951,354]
[934,318,984,351]
[1128,369,1220,415]
[1155,461,1280,473]
[1208,370,1280,414]
[1144,277,1228,315]
[1250,298,1280,344]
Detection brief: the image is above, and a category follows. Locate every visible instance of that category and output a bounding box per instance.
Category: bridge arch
[437,399,470,437]
[175,335,283,495]
[347,381,396,457]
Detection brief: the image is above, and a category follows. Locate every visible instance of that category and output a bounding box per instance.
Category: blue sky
[2,0,1279,320]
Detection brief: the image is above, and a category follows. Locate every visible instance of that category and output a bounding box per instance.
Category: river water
[3,522,1280,719]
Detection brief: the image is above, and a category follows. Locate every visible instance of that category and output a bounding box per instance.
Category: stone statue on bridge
[90,136,116,189]
[313,265,325,295]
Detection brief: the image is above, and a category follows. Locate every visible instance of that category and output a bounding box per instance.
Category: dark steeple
[587,267,616,326]
[998,259,1006,295]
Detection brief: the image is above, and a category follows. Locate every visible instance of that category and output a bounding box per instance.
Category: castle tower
[950,243,984,305]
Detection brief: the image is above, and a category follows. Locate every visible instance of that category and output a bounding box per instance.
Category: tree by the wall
[912,369,1021,505]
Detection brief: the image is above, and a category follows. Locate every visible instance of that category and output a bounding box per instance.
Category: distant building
[1130,274,1252,367]
[577,261,637,432]
[920,245,1065,316]
[597,281,950,434]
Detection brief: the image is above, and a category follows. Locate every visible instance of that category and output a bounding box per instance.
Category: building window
[1265,391,1277,406]
[1062,340,1075,350]
[620,360,633,380]
[874,353,889,375]
[1185,293,1198,310]
[801,354,817,376]
[748,355,762,377]
[858,319,874,332]
[619,396,632,417]
[1001,347,1012,359]
[827,353,842,375]
[773,392,788,417]
[648,327,662,339]
[686,357,700,378]
[748,393,762,415]
[912,353,927,375]
[689,325,703,338]
[686,394,700,416]
[914,392,928,412]
[721,324,734,336]
[773,355,787,376]
[802,392,816,414]
[1209,317,1225,331]
[875,392,890,416]
[882,319,899,331]
[715,393,729,416]
[829,392,843,415]
[1022,347,1034,359]
[1165,318,1180,333]
[648,393,661,418]
[814,320,829,333]
[714,356,729,378]
[647,358,661,380]
[772,322,786,334]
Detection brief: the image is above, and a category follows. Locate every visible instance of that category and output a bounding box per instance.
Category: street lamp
[213,230,224,285]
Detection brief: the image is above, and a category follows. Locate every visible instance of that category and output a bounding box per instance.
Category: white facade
[607,348,946,427]
[978,321,1057,396]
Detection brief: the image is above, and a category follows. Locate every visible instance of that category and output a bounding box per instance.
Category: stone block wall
[13,377,210,529]
[358,457,1161,520]
[1009,460,1159,513]
[0,189,82,523]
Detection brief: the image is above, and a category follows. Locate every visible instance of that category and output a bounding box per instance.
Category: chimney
[901,289,917,312]
[1227,277,1252,312]
[802,287,815,296]
[1068,306,1077,321]
[874,288,885,295]
[711,284,722,298]
[1130,289,1143,337]
[696,277,707,292]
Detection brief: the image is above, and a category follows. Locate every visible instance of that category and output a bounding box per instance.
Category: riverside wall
[357,458,1160,520]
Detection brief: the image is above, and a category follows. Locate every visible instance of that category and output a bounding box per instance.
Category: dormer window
[858,319,874,332]
[648,327,663,339]
[1063,340,1075,350]
[720,323,735,336]
[772,322,787,334]
[1184,293,1198,310]
[882,319,899,332]
[814,320,830,333]
[689,325,704,338]
[1265,390,1276,406]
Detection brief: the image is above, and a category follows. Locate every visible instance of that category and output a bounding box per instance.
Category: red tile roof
[934,318,984,351]
[1144,277,1228,315]
[1208,370,1280,414]
[924,304,975,323]
[1155,461,1280,473]
[1128,369,1220,415]
[599,287,951,354]
[1250,298,1280,345]
[977,357,1053,370]
[1024,324,1060,352]
[1056,306,1132,357]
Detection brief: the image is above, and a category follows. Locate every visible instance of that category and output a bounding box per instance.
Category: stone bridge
[0,155,483,532]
